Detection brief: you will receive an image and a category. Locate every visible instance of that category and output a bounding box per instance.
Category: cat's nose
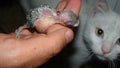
[101,45,110,55]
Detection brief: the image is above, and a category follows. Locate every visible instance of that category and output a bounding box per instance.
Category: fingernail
[65,30,73,44]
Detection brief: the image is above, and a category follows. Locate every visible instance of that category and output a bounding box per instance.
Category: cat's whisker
[88,50,93,53]
[88,49,93,54]
[87,52,94,59]
[87,48,94,53]
[85,45,95,59]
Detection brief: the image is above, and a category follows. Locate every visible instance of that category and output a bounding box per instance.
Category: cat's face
[84,12,120,61]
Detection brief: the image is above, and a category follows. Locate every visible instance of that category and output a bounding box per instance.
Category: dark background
[0,0,25,33]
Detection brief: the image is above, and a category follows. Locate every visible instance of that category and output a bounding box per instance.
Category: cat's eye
[116,38,120,45]
[95,28,104,37]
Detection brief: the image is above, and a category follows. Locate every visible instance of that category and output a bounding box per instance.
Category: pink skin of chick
[15,6,79,38]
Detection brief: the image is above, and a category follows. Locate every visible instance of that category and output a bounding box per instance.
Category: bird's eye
[56,11,61,15]
[116,38,120,45]
[95,27,104,37]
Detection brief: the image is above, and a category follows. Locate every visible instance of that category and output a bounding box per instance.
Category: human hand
[0,0,81,68]
[0,24,74,68]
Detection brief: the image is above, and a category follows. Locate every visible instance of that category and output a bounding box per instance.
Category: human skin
[0,0,81,68]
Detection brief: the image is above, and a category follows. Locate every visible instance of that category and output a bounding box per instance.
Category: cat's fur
[20,0,120,68]
[69,0,120,68]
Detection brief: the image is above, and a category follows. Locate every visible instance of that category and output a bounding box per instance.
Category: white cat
[20,0,120,68]
[69,0,120,68]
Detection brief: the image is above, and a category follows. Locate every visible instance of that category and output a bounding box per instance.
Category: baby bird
[15,5,79,38]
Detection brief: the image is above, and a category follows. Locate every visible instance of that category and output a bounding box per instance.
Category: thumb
[45,24,74,54]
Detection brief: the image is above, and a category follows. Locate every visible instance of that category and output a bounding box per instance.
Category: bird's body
[15,5,78,38]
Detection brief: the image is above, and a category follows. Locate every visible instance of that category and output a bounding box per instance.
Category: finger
[42,24,74,57]
[47,24,74,44]
[56,0,69,11]
[56,0,81,16]
[65,0,81,16]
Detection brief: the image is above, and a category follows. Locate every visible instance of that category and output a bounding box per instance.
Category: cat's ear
[93,0,111,15]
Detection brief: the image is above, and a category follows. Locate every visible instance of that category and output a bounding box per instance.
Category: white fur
[83,12,120,60]
[69,0,120,67]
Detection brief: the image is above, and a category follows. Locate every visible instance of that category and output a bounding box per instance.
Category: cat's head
[83,0,120,61]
